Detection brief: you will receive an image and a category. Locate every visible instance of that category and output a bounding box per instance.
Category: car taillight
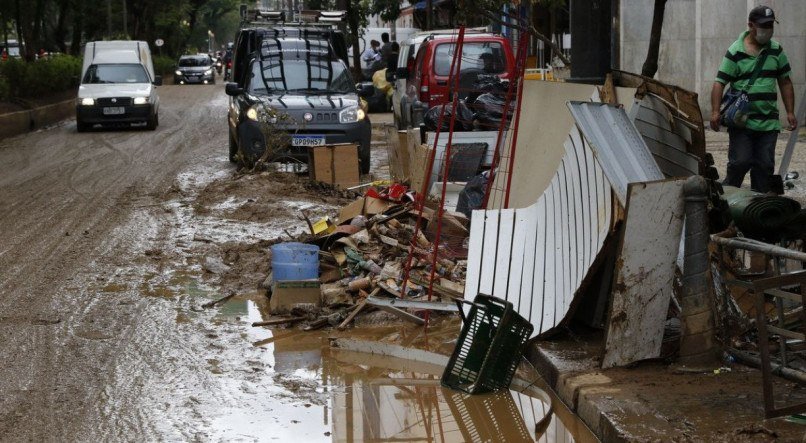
[419,74,430,103]
[227,61,232,68]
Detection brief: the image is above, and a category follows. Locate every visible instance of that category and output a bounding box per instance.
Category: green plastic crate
[441,294,534,394]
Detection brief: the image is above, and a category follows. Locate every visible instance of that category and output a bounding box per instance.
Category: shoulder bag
[720,51,768,129]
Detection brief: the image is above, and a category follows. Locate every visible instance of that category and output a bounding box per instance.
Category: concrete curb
[0,98,75,140]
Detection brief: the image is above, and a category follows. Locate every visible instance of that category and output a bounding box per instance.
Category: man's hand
[710,112,721,132]
[787,112,798,131]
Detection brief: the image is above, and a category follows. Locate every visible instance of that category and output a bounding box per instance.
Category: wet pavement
[0,84,589,441]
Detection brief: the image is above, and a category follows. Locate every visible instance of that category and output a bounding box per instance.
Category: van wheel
[146,112,159,130]
[228,131,238,163]
[359,142,371,175]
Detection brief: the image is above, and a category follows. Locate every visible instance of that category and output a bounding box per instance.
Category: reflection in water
[195,285,578,442]
[326,348,575,443]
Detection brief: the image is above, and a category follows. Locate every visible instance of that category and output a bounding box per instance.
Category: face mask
[755,27,773,45]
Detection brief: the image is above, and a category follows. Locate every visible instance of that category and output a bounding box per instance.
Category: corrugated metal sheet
[566,101,663,205]
[629,94,700,178]
[464,125,613,337]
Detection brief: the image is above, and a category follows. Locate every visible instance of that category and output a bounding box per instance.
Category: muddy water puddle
[195,294,589,442]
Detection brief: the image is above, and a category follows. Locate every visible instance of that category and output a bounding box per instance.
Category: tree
[641,0,666,78]
[461,0,571,66]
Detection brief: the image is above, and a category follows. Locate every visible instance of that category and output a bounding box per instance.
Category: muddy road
[0,84,578,442]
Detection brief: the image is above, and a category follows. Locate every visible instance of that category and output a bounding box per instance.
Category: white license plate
[103,106,125,115]
[292,135,326,147]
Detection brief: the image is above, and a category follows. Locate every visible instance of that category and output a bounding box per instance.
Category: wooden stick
[251,316,305,327]
[337,301,368,330]
[304,317,329,331]
[202,291,236,309]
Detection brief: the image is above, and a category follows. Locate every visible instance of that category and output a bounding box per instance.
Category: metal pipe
[711,235,806,262]
[729,348,806,385]
[679,175,719,364]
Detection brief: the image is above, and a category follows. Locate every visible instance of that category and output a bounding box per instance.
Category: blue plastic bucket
[271,242,320,281]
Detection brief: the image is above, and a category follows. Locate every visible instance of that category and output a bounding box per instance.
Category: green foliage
[0,76,9,101]
[0,55,82,99]
[153,55,177,77]
[370,0,401,23]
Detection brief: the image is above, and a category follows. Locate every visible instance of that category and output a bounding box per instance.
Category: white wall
[620,0,805,117]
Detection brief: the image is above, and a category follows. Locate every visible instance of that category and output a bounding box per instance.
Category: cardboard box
[308,144,360,188]
[270,279,321,314]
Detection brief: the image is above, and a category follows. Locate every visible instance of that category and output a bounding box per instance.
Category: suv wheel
[359,141,371,175]
[76,119,90,133]
[228,130,238,163]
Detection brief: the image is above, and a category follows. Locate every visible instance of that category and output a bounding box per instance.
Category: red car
[402,33,516,127]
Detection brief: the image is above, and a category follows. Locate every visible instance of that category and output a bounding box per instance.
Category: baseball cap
[749,5,778,24]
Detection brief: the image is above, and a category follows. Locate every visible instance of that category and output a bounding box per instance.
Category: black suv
[225,37,372,172]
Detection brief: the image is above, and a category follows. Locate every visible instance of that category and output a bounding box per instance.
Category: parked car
[174,54,216,85]
[389,32,515,129]
[76,40,162,131]
[225,37,372,173]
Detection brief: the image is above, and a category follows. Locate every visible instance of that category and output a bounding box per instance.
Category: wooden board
[602,179,686,368]
[308,144,359,188]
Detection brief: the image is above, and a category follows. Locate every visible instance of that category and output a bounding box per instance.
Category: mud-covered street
[0,84,584,441]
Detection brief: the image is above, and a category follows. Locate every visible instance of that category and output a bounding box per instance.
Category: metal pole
[679,175,720,364]
[777,89,806,176]
[711,235,806,262]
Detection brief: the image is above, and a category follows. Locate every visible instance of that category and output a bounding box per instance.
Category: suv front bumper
[237,119,371,160]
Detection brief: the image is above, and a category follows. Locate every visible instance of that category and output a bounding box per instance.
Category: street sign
[155,39,164,47]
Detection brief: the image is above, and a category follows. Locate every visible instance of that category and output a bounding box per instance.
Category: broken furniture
[727,271,806,419]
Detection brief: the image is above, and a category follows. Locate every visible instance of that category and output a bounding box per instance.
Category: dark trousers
[723,127,778,192]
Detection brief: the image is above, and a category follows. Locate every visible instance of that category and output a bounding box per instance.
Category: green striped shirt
[716,31,791,131]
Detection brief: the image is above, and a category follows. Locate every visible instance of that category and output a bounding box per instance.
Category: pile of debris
[259,184,469,331]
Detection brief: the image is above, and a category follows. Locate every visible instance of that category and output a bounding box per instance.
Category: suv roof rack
[240,8,346,27]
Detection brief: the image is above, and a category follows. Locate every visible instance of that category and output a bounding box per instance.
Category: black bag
[720,51,768,129]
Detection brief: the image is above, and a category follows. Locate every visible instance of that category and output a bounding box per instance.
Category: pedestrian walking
[710,5,797,192]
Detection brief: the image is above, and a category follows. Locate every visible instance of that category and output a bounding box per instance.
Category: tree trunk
[641,0,666,78]
[70,0,83,56]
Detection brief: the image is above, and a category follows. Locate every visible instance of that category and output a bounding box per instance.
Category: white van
[76,41,162,132]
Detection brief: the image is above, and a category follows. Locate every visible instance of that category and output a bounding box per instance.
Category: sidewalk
[527,330,806,442]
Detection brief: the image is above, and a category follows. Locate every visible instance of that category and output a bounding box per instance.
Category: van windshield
[433,42,506,76]
[248,58,354,95]
[83,64,150,84]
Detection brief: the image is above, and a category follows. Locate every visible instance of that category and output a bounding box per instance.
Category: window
[248,57,354,94]
[433,42,506,76]
[83,64,150,84]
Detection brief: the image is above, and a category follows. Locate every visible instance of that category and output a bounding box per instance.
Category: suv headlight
[339,105,366,124]
[133,97,149,105]
[246,105,278,123]
[205,68,213,75]
[79,97,95,106]
[175,70,182,76]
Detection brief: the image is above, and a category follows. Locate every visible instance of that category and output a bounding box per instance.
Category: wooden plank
[463,210,486,300]
[602,179,686,368]
[493,209,516,298]
[765,288,804,303]
[336,300,368,330]
[479,210,499,296]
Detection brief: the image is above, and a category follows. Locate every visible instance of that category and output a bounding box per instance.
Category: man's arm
[710,81,725,131]
[778,76,797,130]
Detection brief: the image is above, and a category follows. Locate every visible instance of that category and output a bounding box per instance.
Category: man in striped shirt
[710,5,797,192]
